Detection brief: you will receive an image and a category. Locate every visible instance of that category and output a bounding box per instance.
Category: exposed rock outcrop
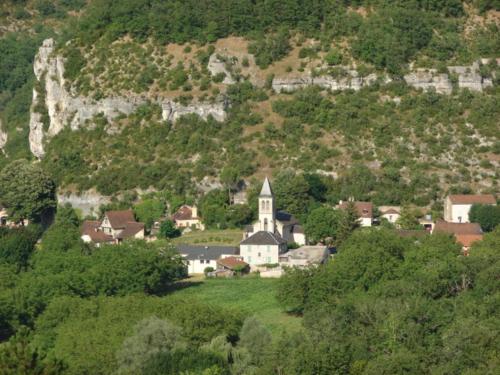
[207,54,235,84]
[448,62,493,91]
[29,39,228,158]
[272,71,387,93]
[57,190,111,217]
[403,69,453,94]
[0,119,7,151]
[161,100,226,123]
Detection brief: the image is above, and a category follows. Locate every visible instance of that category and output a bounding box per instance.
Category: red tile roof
[434,221,482,235]
[116,222,145,240]
[81,220,114,243]
[172,205,198,221]
[217,257,248,270]
[455,234,483,248]
[105,210,136,229]
[448,194,496,205]
[339,201,373,218]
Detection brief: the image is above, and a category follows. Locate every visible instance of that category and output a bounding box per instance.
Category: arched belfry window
[266,200,270,210]
[261,200,265,210]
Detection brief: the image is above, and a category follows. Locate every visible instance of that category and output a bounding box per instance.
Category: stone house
[240,231,287,266]
[433,221,483,255]
[81,210,145,246]
[172,205,205,231]
[338,200,373,227]
[379,206,401,224]
[444,194,496,223]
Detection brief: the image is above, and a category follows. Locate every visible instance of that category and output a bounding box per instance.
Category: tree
[134,199,165,230]
[337,201,360,246]
[273,170,313,219]
[396,206,422,230]
[0,226,41,270]
[220,166,239,203]
[0,326,64,374]
[237,317,271,367]
[159,220,181,239]
[304,206,342,244]
[117,317,186,374]
[0,160,56,223]
[55,203,80,227]
[469,204,500,232]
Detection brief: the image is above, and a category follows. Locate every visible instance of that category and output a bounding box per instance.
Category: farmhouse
[81,210,145,246]
[338,200,373,227]
[176,244,239,274]
[244,177,306,245]
[444,194,496,223]
[379,206,400,224]
[172,205,205,231]
[433,221,483,254]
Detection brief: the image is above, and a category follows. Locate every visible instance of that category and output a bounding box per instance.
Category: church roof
[240,231,286,245]
[259,177,273,197]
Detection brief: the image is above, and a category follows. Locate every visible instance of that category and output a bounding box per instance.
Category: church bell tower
[258,177,275,233]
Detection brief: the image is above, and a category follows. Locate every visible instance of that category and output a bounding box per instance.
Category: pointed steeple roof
[259,177,273,197]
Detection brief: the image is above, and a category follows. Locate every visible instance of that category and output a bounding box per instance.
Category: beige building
[379,206,401,224]
[337,200,373,227]
[444,194,496,223]
[172,205,205,230]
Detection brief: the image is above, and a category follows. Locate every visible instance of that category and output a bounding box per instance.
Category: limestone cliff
[0,119,7,151]
[403,69,452,94]
[29,39,228,158]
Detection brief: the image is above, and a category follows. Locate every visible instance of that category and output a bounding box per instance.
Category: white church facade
[240,178,306,266]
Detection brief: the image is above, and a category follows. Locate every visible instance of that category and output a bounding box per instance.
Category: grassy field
[172,229,244,246]
[169,276,302,335]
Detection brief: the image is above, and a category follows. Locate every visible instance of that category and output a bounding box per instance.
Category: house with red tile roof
[81,210,145,246]
[444,194,496,223]
[172,205,205,231]
[337,200,373,227]
[433,221,483,255]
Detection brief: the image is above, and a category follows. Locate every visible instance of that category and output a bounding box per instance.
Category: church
[240,178,306,266]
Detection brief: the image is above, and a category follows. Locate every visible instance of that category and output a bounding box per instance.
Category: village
[3,177,494,279]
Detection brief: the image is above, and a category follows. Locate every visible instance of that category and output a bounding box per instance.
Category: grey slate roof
[240,231,286,245]
[176,244,239,261]
[259,177,273,197]
[276,210,298,225]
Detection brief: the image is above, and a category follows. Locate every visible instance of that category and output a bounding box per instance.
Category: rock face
[272,71,386,93]
[403,69,453,94]
[161,100,226,123]
[207,54,235,84]
[0,119,7,151]
[448,62,493,91]
[29,39,228,158]
[57,190,110,217]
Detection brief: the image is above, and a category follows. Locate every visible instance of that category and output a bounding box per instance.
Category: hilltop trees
[0,160,56,223]
[469,203,500,232]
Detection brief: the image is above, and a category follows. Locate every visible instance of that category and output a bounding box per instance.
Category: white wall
[360,217,372,227]
[450,204,472,223]
[186,259,216,274]
[382,213,400,224]
[240,244,280,265]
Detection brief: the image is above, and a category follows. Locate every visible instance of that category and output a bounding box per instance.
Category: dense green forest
[1,206,499,374]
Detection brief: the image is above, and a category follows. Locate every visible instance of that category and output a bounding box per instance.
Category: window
[267,245,271,253]
[267,257,271,263]
[200,260,204,264]
[458,216,462,223]
[261,200,265,210]
[264,218,268,231]
[248,245,251,252]
[248,256,252,263]
[258,252,261,257]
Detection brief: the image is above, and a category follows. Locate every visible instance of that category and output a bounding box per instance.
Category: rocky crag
[29,39,227,158]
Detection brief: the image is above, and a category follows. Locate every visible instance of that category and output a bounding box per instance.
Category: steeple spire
[260,177,273,197]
